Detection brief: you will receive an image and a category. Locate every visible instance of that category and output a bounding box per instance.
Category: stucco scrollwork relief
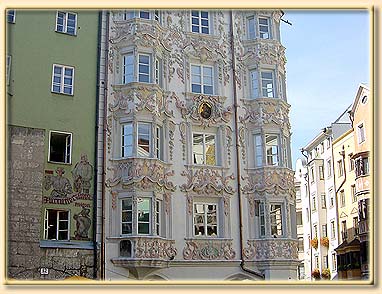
[135,238,177,259]
[238,126,246,164]
[242,168,295,217]
[173,93,232,128]
[178,122,187,161]
[181,168,235,216]
[225,126,233,165]
[183,239,236,260]
[243,239,298,261]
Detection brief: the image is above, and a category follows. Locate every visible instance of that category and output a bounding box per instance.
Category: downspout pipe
[300,148,313,279]
[92,10,103,280]
[230,10,265,280]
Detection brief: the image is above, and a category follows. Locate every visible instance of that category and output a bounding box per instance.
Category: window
[357,123,366,144]
[353,217,359,236]
[44,209,69,240]
[193,133,216,165]
[154,126,163,160]
[341,220,347,240]
[323,255,328,269]
[270,204,283,236]
[121,198,133,234]
[48,131,72,164]
[296,190,301,201]
[120,240,132,257]
[321,193,326,209]
[315,255,319,268]
[137,123,151,157]
[250,70,259,98]
[123,53,161,85]
[312,196,317,211]
[191,64,213,94]
[257,201,266,237]
[194,203,218,237]
[351,185,357,203]
[320,142,324,154]
[51,64,74,95]
[7,10,15,23]
[349,153,354,171]
[322,224,327,238]
[6,55,11,85]
[254,134,263,166]
[247,16,256,39]
[296,211,302,226]
[330,220,336,239]
[355,156,369,177]
[327,158,332,177]
[332,253,337,271]
[137,198,151,234]
[310,167,315,183]
[340,190,345,207]
[306,208,309,222]
[122,123,133,157]
[155,57,163,86]
[265,134,279,166]
[261,71,275,98]
[319,165,324,180]
[337,160,344,177]
[123,53,134,84]
[56,11,77,35]
[329,189,334,207]
[258,17,271,39]
[119,10,160,21]
[155,200,161,235]
[138,54,151,83]
[313,224,318,238]
[327,137,331,149]
[298,237,304,252]
[191,11,209,34]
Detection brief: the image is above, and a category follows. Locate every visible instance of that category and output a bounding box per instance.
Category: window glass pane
[261,72,273,80]
[139,54,150,64]
[201,19,208,26]
[205,134,215,165]
[193,133,204,164]
[122,223,132,234]
[270,204,283,236]
[140,10,150,19]
[248,17,255,39]
[203,85,213,95]
[201,27,209,34]
[201,11,208,18]
[137,123,151,157]
[54,66,62,74]
[192,84,202,94]
[63,87,72,94]
[192,25,199,33]
[64,77,72,85]
[192,65,201,75]
[259,18,268,25]
[192,18,199,25]
[191,11,199,17]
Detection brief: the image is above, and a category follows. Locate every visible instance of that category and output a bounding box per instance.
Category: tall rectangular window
[49,131,72,164]
[137,198,151,234]
[44,209,69,240]
[353,217,359,236]
[191,65,213,94]
[7,10,16,23]
[332,253,337,271]
[155,200,161,236]
[329,189,334,207]
[123,53,134,84]
[351,185,357,203]
[310,167,315,183]
[121,198,133,234]
[341,220,347,240]
[155,126,163,160]
[327,158,332,177]
[322,224,327,238]
[247,16,256,39]
[321,193,326,209]
[137,123,151,157]
[337,160,344,177]
[261,71,275,97]
[331,220,336,239]
[259,202,265,237]
[315,255,319,268]
[122,123,133,157]
[355,157,369,176]
[254,134,263,166]
[52,64,74,95]
[320,142,325,154]
[296,211,303,226]
[357,123,365,144]
[250,70,259,98]
[56,11,77,35]
[270,204,283,236]
[194,203,218,237]
[313,224,318,238]
[319,165,324,180]
[155,57,163,86]
[340,190,345,207]
[193,133,216,165]
[323,255,328,269]
[349,153,354,171]
[191,11,209,34]
[138,54,151,83]
[265,134,279,166]
[298,237,304,252]
[312,196,317,211]
[258,17,271,39]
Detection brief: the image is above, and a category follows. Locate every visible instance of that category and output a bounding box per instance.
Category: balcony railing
[243,238,298,261]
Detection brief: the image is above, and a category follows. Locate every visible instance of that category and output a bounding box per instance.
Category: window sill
[47,160,72,166]
[40,240,94,249]
[185,164,227,170]
[51,91,74,97]
[55,30,77,37]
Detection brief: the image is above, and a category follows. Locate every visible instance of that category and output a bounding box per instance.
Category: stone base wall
[7,126,97,280]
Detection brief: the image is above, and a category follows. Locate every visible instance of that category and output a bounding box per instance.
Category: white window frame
[327,158,332,177]
[191,10,210,34]
[254,134,263,167]
[55,11,77,35]
[340,190,345,207]
[121,123,133,158]
[247,16,256,39]
[122,52,160,85]
[251,70,276,98]
[250,70,260,98]
[321,193,326,209]
[137,122,152,158]
[192,132,216,165]
[357,122,366,144]
[123,53,134,84]
[155,199,162,236]
[337,159,344,177]
[191,64,214,95]
[332,253,337,271]
[138,53,151,83]
[44,209,70,240]
[258,16,271,39]
[330,220,336,239]
[7,10,16,23]
[265,134,279,166]
[329,188,334,208]
[121,198,133,235]
[137,197,151,235]
[154,125,163,160]
[119,10,160,21]
[6,55,11,85]
[270,203,283,237]
[48,131,72,164]
[322,224,327,237]
[193,202,218,237]
[51,64,75,95]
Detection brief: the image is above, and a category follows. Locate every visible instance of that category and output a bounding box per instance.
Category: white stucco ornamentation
[135,237,177,259]
[243,239,298,261]
[183,239,236,260]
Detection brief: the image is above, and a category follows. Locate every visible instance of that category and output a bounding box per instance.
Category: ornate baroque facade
[97,9,298,281]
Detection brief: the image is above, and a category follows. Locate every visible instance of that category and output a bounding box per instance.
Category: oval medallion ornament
[199,102,212,120]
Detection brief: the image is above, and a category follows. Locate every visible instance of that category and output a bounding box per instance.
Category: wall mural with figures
[42,153,93,241]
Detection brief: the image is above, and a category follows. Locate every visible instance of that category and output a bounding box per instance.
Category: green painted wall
[7,10,99,244]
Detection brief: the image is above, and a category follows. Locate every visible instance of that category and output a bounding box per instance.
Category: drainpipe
[300,148,313,280]
[92,10,103,280]
[229,10,264,280]
[335,146,347,241]
[100,10,110,280]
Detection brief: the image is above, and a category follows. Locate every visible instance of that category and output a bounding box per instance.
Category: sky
[280,10,370,168]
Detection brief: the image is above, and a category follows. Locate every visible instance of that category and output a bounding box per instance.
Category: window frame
[258,16,272,39]
[269,203,283,237]
[327,158,332,177]
[357,122,366,144]
[55,11,77,36]
[122,52,161,85]
[330,220,336,239]
[7,10,16,23]
[6,55,11,85]
[51,64,75,95]
[191,10,210,34]
[321,193,326,209]
[193,202,219,238]
[191,64,214,95]
[192,132,216,166]
[137,197,151,235]
[121,198,133,235]
[339,190,345,207]
[121,123,133,158]
[43,209,70,241]
[48,130,72,164]
[337,159,344,177]
[137,122,152,158]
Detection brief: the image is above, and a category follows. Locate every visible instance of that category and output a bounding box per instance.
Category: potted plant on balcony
[321,268,331,279]
[311,268,321,280]
[320,236,329,247]
[310,237,319,249]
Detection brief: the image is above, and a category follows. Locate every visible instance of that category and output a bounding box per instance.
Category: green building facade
[7,10,100,280]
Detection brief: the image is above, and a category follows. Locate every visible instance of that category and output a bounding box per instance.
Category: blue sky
[280,10,370,168]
